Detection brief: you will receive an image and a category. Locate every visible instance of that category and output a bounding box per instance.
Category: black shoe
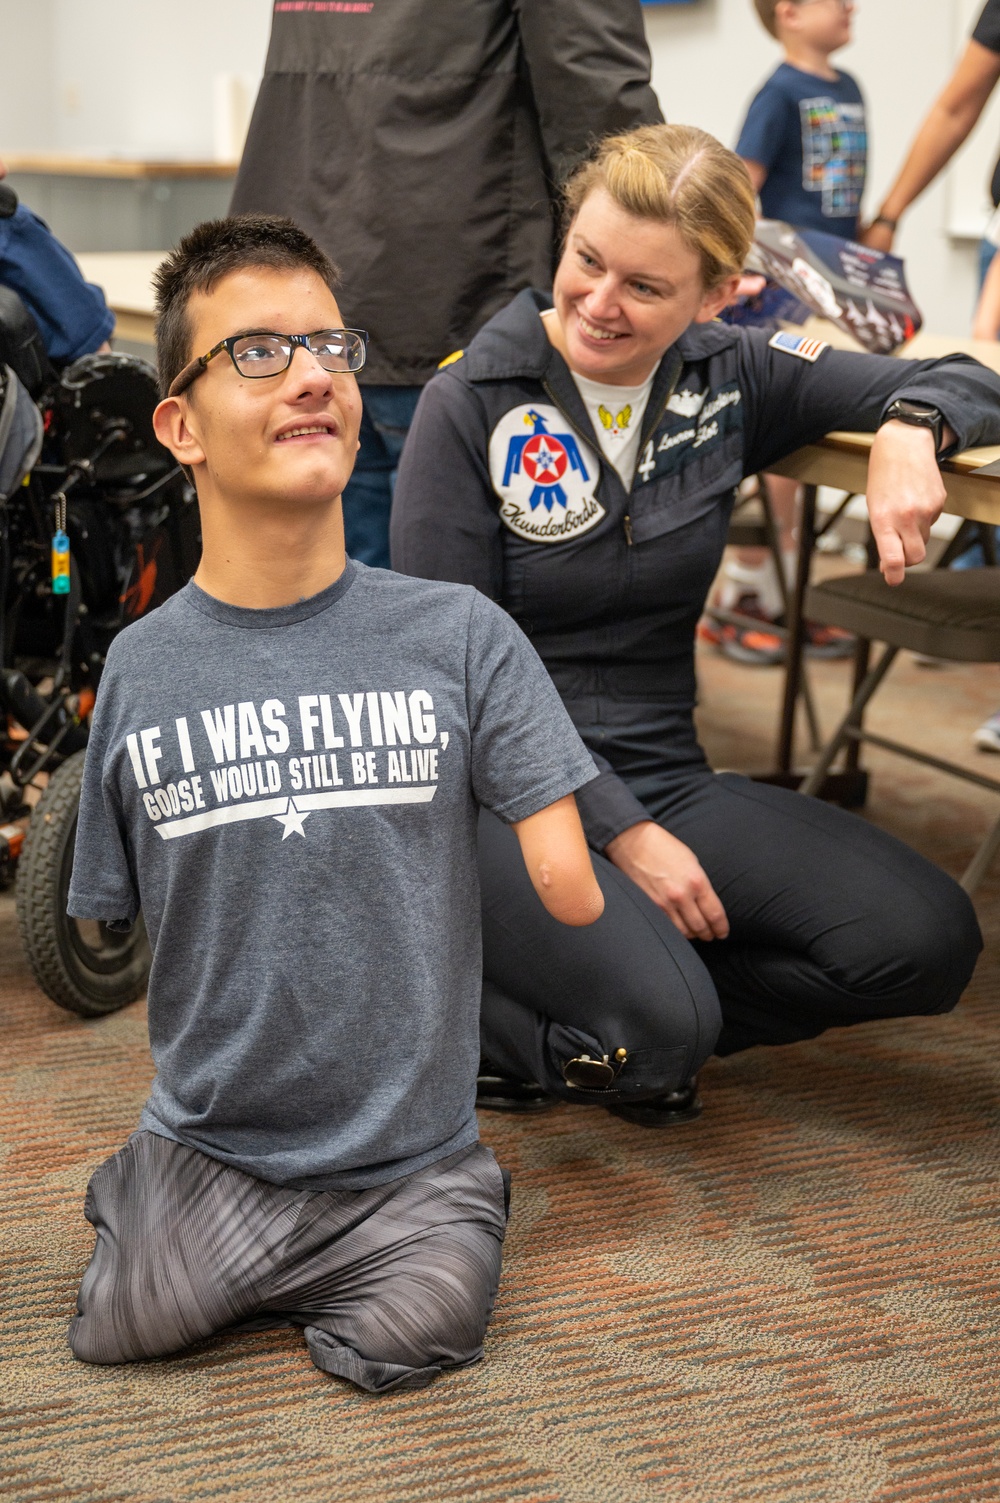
[606,1077,702,1127]
[477,1062,555,1113]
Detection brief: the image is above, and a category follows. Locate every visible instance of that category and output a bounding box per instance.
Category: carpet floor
[2,647,999,1503]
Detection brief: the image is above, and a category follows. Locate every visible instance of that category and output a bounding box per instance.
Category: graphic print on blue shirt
[736,64,867,238]
[68,566,600,1190]
[126,688,448,844]
[634,380,743,489]
[800,96,866,221]
[489,403,606,542]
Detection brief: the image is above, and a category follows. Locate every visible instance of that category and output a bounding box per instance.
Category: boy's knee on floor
[69,1248,230,1365]
[326,1245,501,1374]
[68,1294,196,1365]
[312,1306,486,1378]
[304,1325,452,1393]
[68,1311,140,1366]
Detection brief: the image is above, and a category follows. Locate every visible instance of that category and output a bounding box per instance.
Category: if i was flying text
[125,692,447,840]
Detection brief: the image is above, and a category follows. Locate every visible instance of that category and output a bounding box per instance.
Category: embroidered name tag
[768,330,829,363]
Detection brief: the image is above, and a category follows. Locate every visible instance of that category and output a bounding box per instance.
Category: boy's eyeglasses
[168,327,368,398]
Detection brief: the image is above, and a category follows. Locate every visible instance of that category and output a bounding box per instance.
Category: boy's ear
[773,0,800,33]
[153,395,206,469]
[694,274,744,324]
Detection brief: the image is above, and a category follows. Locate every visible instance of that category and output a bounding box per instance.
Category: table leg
[776,482,817,772]
[844,636,870,773]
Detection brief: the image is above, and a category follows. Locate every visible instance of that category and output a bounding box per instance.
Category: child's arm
[511,794,605,927]
[973,250,1000,340]
[734,81,782,204]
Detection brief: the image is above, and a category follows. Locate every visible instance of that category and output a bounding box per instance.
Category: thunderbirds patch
[488,404,605,544]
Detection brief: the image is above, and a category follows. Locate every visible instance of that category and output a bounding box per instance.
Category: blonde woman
[391,124,1000,1124]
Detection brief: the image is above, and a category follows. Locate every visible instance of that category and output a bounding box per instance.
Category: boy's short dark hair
[753,0,783,37]
[153,214,340,397]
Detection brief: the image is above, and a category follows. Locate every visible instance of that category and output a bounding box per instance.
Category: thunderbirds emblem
[488,404,605,544]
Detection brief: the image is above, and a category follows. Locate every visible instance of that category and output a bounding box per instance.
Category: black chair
[703,477,864,752]
[801,531,1000,892]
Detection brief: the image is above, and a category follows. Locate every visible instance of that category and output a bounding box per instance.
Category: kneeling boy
[66,215,603,1393]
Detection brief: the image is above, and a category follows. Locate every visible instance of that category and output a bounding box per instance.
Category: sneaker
[718,593,786,666]
[717,609,856,665]
[973,712,1000,753]
[912,653,949,669]
[720,622,786,665]
[804,621,855,659]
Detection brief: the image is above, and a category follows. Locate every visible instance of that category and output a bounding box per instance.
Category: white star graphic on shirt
[273,798,310,839]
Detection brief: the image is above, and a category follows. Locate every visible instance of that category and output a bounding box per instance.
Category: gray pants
[69,1131,508,1393]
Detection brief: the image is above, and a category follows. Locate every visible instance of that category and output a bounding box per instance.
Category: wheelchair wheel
[15,750,150,1016]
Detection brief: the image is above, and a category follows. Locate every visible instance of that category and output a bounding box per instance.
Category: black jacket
[391,289,1000,846]
[230,0,661,385]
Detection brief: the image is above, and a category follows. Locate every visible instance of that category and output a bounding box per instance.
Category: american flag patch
[768,330,829,362]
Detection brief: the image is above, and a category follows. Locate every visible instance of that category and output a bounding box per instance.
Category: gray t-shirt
[69,561,597,1189]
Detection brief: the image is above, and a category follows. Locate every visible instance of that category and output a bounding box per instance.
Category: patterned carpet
[2,651,1000,1503]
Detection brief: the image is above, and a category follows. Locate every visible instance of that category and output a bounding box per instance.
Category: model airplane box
[723,219,922,355]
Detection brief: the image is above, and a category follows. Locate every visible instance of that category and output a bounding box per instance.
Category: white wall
[2,0,998,334]
[0,0,272,159]
[644,0,998,336]
[0,0,56,150]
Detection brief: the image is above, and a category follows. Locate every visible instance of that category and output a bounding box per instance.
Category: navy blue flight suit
[391,290,999,1106]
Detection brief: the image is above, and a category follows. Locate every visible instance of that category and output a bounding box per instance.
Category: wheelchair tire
[15,750,150,1016]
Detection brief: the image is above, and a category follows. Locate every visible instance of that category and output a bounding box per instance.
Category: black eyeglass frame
[167,327,369,398]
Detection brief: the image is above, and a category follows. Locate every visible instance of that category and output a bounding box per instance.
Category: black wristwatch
[882,398,945,453]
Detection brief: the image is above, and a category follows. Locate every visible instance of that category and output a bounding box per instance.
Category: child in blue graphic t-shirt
[737,0,867,240]
[714,0,866,666]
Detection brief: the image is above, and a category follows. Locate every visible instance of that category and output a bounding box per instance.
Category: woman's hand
[605,820,729,941]
[734,273,767,301]
[866,420,951,585]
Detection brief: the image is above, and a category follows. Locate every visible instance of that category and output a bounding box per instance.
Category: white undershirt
[569,368,655,490]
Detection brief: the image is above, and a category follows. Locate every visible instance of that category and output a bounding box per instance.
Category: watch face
[895,403,936,419]
[888,400,942,436]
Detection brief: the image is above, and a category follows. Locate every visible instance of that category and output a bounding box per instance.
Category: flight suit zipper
[541,374,635,548]
[543,345,684,549]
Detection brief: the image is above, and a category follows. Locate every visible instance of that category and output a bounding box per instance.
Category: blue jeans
[341,385,423,568]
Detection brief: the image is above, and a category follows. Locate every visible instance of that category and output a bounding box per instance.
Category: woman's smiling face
[550,187,741,386]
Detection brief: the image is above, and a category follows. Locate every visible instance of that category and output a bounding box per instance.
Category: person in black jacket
[391,123,998,1126]
[230,0,662,570]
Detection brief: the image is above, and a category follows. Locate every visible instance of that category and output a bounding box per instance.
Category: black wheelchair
[0,284,197,1016]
